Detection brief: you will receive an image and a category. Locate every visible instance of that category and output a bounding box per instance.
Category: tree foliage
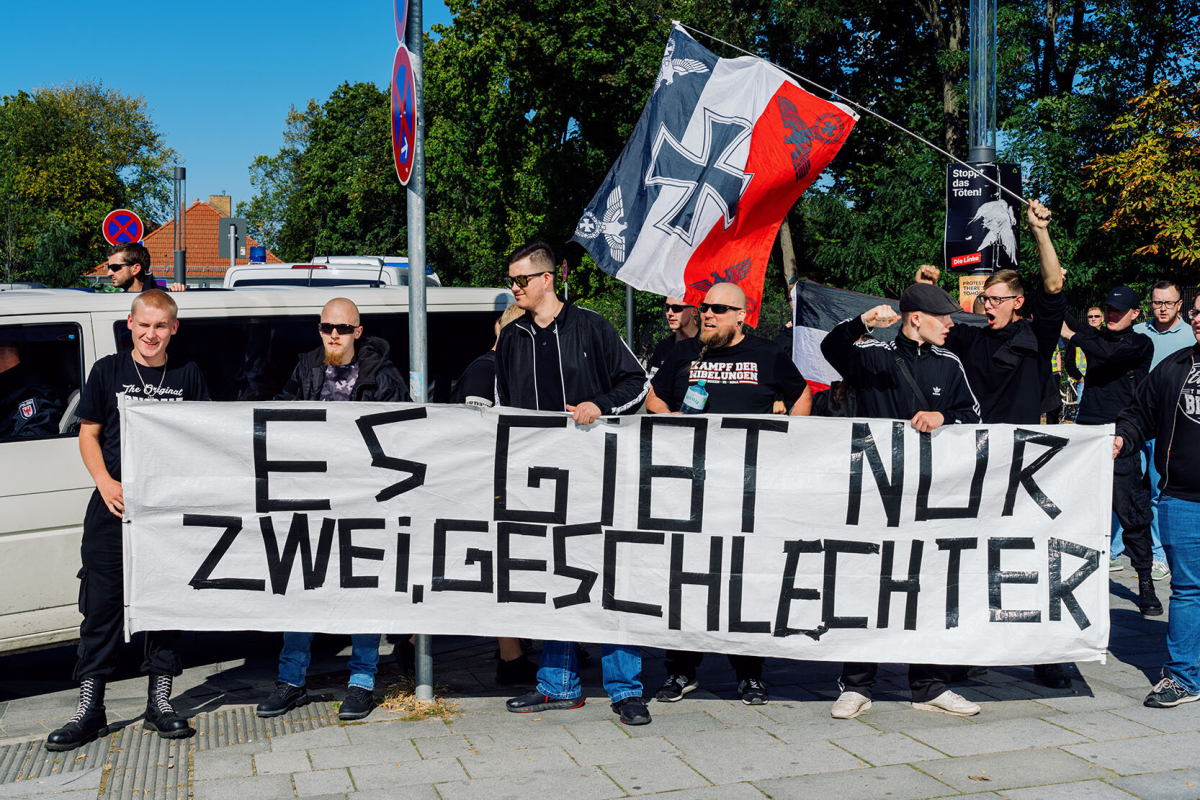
[1083,78,1200,275]
[240,82,407,262]
[0,82,177,285]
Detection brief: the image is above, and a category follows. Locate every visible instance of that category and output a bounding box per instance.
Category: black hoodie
[278,335,410,402]
[1066,314,1152,425]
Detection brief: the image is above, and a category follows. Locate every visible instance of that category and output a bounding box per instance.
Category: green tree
[239,82,407,263]
[0,82,177,285]
[1083,78,1200,277]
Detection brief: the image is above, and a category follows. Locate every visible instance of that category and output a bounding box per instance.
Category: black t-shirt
[451,352,496,406]
[531,320,565,412]
[1165,359,1200,502]
[652,335,806,414]
[77,352,210,481]
[649,334,687,375]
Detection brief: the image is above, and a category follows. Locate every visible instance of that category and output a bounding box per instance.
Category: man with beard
[914,198,1073,689]
[256,298,409,723]
[645,282,811,705]
[821,283,982,720]
[46,291,209,752]
[496,241,652,726]
[648,297,699,376]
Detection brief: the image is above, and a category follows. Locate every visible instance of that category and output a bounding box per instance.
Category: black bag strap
[891,351,931,412]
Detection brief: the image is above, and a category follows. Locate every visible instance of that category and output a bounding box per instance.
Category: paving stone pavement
[0,567,1195,799]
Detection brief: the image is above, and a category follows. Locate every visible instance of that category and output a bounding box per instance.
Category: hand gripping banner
[122,401,1112,666]
[571,23,857,326]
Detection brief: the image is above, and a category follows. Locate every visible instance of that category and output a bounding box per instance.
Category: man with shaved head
[257,297,408,723]
[646,282,811,706]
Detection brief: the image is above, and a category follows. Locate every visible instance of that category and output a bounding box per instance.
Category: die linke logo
[689,361,760,385]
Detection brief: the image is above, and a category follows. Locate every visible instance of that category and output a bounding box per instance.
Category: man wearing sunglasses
[1115,298,1200,708]
[645,282,811,706]
[915,200,1075,689]
[103,243,186,293]
[257,297,408,723]
[822,282,983,720]
[497,242,652,726]
[1062,287,1160,617]
[648,298,699,376]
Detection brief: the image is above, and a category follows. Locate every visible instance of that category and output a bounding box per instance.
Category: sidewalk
[0,566,1194,800]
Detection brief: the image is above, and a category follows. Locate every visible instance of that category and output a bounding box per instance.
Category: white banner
[122,401,1113,665]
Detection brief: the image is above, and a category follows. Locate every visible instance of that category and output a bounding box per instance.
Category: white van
[0,285,508,654]
[223,256,442,289]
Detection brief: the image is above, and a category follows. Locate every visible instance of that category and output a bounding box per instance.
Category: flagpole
[674,22,1029,208]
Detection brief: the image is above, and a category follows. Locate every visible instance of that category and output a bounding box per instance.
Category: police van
[0,285,508,654]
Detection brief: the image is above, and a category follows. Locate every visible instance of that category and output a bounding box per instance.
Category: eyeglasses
[979,294,1018,307]
[510,271,551,288]
[105,262,131,272]
[1186,308,1200,323]
[698,303,741,315]
[663,303,693,313]
[1151,300,1182,308]
[318,323,357,335]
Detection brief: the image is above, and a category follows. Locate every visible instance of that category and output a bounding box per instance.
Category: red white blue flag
[572,24,857,326]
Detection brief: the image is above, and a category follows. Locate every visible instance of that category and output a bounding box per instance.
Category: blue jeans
[536,641,642,704]
[1111,441,1167,563]
[1159,496,1200,693]
[278,633,381,690]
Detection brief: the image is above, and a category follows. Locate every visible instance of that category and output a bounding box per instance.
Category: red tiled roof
[89,201,282,277]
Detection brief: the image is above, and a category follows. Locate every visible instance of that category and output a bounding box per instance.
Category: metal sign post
[404,0,433,703]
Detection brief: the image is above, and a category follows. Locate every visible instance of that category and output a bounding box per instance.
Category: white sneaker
[831,690,872,719]
[912,690,980,716]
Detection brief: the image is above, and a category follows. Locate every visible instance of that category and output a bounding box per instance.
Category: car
[0,284,507,654]
[223,256,442,289]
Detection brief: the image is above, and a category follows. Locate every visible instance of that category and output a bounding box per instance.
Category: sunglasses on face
[664,304,693,313]
[510,271,551,288]
[318,323,357,335]
[1187,308,1200,323]
[105,262,131,272]
[1086,314,1103,319]
[698,303,741,315]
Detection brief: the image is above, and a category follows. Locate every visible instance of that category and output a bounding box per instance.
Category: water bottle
[681,380,708,414]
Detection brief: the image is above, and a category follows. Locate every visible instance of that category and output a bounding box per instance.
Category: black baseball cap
[1104,286,1140,312]
[899,283,961,315]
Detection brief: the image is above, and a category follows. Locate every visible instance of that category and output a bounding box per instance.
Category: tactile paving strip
[0,701,340,797]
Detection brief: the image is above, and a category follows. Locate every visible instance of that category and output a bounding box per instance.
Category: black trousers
[664,650,763,681]
[1113,452,1153,574]
[75,491,181,682]
[840,662,949,703]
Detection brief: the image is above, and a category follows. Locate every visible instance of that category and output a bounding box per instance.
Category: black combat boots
[45,677,108,752]
[1140,572,1164,617]
[143,675,194,739]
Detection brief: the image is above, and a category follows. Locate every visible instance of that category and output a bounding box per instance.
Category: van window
[0,323,84,441]
[114,310,499,402]
[231,278,388,288]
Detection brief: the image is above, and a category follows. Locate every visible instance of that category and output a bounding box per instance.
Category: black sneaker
[1145,674,1200,708]
[654,674,699,702]
[496,654,539,686]
[506,691,585,713]
[339,686,374,720]
[738,677,769,705]
[1033,663,1072,689]
[256,682,310,718]
[612,697,651,725]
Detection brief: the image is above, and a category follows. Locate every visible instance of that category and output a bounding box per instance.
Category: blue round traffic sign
[102,209,144,245]
[391,45,416,185]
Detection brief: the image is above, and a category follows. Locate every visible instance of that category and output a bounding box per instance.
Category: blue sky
[1,0,454,213]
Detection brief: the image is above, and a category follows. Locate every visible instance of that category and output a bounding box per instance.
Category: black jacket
[278,336,410,402]
[1066,315,1152,425]
[821,316,981,424]
[1116,344,1200,489]
[495,302,649,414]
[0,363,62,439]
[942,289,1064,424]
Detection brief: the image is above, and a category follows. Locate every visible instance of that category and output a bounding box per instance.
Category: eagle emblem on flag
[654,36,709,93]
[574,187,628,263]
[778,99,850,182]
